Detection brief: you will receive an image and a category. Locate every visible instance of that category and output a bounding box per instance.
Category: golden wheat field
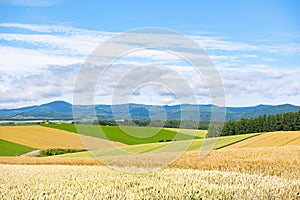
[0,126,125,150]
[0,164,299,200]
[92,146,300,179]
[0,146,299,179]
[0,129,299,199]
[224,131,300,148]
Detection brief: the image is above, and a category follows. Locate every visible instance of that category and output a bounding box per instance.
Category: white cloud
[0,23,74,33]
[0,46,82,73]
[0,23,113,36]
[221,66,300,99]
[0,23,299,73]
[193,36,300,55]
[0,25,112,56]
[0,23,300,107]
[0,33,100,56]
[0,23,113,74]
[0,65,79,108]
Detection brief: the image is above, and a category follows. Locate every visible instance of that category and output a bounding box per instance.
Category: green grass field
[58,133,260,157]
[0,139,36,156]
[41,124,199,145]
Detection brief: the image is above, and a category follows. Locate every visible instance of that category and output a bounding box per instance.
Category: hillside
[0,101,72,119]
[1,101,300,121]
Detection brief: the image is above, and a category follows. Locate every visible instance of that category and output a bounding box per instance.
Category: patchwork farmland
[56,133,259,157]
[0,125,125,150]
[0,125,299,199]
[41,124,199,144]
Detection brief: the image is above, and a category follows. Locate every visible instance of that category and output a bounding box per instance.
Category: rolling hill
[0,101,299,121]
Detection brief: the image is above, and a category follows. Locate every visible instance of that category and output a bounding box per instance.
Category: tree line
[221,110,300,136]
[93,119,209,130]
[92,110,300,136]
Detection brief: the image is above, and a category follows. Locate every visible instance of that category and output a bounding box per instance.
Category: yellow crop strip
[0,126,125,150]
[164,128,208,138]
[224,131,300,149]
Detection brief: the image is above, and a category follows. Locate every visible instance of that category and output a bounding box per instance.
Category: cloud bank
[0,23,299,108]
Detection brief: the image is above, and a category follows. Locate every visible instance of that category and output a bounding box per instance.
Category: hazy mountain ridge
[0,101,299,121]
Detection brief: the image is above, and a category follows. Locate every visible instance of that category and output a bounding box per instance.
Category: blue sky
[0,0,300,108]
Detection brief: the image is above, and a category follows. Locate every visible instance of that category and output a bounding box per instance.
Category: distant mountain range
[0,101,300,121]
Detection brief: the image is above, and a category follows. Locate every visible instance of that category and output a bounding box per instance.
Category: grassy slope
[59,133,259,157]
[0,138,36,156]
[42,124,199,145]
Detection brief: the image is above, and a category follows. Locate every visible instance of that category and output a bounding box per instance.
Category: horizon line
[2,100,300,110]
